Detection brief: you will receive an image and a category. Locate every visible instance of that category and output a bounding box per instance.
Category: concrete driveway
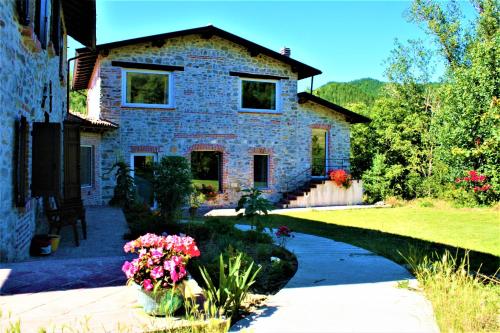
[231,229,439,333]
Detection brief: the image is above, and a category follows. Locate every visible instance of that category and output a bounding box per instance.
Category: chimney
[280,47,291,57]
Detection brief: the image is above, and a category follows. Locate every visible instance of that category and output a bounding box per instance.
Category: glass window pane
[80,146,92,186]
[242,80,276,110]
[133,155,155,206]
[126,72,169,105]
[191,151,221,193]
[254,155,269,188]
[312,129,327,176]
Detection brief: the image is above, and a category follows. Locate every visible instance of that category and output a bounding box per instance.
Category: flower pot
[48,234,61,252]
[30,235,52,256]
[133,283,183,316]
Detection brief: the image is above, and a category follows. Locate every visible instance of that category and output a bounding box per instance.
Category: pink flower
[143,279,153,291]
[151,266,164,279]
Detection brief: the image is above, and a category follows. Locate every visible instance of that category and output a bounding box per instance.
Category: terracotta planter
[133,282,183,316]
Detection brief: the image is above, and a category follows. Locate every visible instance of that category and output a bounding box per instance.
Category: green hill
[313,78,386,107]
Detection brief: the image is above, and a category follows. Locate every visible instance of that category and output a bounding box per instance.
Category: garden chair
[43,195,87,246]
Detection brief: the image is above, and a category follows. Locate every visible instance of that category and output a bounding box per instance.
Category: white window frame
[238,78,281,113]
[253,154,270,189]
[121,68,174,108]
[80,145,93,188]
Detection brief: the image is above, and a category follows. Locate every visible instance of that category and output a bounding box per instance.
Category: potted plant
[328,169,353,189]
[122,233,201,316]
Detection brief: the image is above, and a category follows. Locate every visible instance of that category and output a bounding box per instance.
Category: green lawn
[224,204,499,274]
[192,179,219,191]
[281,206,500,256]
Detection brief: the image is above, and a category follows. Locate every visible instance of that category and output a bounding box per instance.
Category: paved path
[0,206,131,295]
[231,228,439,333]
[205,204,389,217]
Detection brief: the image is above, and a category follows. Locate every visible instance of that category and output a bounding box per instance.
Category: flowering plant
[455,170,491,193]
[122,233,200,292]
[329,169,352,189]
[275,225,293,248]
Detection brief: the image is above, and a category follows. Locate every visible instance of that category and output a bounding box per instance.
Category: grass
[281,204,500,256]
[405,251,499,332]
[193,179,220,192]
[221,203,499,332]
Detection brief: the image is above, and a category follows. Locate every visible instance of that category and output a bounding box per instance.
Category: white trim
[238,77,281,113]
[121,68,174,108]
[80,145,93,188]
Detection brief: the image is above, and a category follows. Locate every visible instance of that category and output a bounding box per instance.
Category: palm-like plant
[235,188,274,232]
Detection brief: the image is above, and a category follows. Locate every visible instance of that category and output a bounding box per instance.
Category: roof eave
[73,25,321,89]
[297,92,371,124]
[62,0,96,48]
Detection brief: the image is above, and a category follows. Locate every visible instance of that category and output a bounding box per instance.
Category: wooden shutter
[14,117,29,207]
[50,0,61,55]
[17,0,30,25]
[32,122,61,196]
[63,123,81,201]
[34,0,48,48]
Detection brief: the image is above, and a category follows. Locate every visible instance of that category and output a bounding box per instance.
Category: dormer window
[239,78,280,113]
[121,69,173,108]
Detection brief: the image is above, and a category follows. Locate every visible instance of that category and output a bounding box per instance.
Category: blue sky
[69,1,475,91]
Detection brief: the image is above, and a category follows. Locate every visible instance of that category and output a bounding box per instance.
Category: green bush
[153,156,193,223]
[361,154,393,203]
[236,188,274,232]
[205,218,235,235]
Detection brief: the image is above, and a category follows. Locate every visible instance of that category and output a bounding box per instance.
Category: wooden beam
[229,71,288,80]
[111,61,184,71]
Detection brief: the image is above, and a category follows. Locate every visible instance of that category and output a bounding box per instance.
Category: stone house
[0,0,95,262]
[72,25,369,208]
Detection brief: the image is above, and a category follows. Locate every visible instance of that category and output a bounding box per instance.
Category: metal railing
[283,158,350,194]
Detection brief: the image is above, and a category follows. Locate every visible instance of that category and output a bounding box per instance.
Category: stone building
[0,0,95,262]
[72,26,369,208]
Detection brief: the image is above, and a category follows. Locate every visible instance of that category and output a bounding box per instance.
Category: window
[254,155,269,189]
[131,154,156,206]
[240,78,279,112]
[122,69,172,107]
[34,0,48,49]
[191,151,222,194]
[80,145,93,187]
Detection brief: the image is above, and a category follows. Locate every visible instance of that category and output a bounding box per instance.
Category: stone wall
[88,34,351,207]
[80,132,103,206]
[0,1,67,261]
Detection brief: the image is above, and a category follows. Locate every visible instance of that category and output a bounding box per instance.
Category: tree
[410,0,499,201]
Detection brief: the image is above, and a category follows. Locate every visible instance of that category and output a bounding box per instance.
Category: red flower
[329,169,352,188]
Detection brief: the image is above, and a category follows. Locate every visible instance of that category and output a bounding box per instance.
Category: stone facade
[86,34,352,207]
[0,1,68,261]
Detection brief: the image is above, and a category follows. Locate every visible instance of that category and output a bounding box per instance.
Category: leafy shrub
[153,156,193,223]
[242,230,273,244]
[236,188,274,232]
[205,218,235,235]
[199,253,261,320]
[108,161,136,208]
[362,154,393,203]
